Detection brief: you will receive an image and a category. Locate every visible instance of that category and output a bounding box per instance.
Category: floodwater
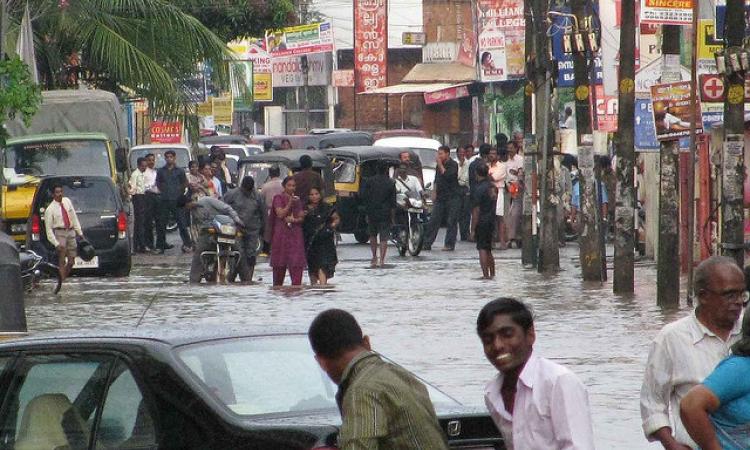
[25,232,690,449]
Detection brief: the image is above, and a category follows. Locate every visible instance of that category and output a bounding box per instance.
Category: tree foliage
[5,0,235,116]
[173,0,296,42]
[0,56,42,147]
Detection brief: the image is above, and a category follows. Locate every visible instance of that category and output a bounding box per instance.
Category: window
[37,179,118,214]
[0,354,112,450]
[331,157,356,183]
[6,140,112,177]
[95,363,156,449]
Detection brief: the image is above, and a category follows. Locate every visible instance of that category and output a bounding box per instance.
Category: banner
[228,38,273,102]
[697,20,723,60]
[640,0,692,25]
[594,85,618,132]
[212,96,233,126]
[476,0,525,82]
[354,0,388,93]
[272,53,330,87]
[265,22,335,57]
[650,81,703,141]
[150,120,182,144]
[333,70,355,87]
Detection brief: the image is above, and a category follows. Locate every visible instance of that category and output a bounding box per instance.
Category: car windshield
[39,179,118,214]
[176,335,459,417]
[330,156,356,183]
[222,147,246,159]
[412,148,437,168]
[241,162,290,187]
[5,140,112,177]
[129,148,190,170]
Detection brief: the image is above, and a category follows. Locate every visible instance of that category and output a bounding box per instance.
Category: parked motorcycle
[200,215,241,283]
[19,249,62,294]
[391,197,427,256]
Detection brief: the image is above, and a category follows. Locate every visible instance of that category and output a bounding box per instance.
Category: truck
[1,89,129,242]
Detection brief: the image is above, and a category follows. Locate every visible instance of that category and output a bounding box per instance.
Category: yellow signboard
[698,19,722,60]
[254,73,273,102]
[195,100,212,117]
[212,95,234,125]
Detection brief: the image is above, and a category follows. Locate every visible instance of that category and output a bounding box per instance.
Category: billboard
[354,0,387,93]
[272,53,330,87]
[640,0,692,25]
[265,22,335,57]
[476,0,525,82]
[650,81,703,141]
[150,120,182,144]
[228,38,273,102]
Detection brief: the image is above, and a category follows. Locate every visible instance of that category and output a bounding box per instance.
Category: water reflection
[26,244,691,449]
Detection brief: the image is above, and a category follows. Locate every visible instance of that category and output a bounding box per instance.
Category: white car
[372,137,442,190]
[128,144,193,171]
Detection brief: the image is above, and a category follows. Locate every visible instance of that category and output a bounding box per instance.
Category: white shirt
[128,169,147,195]
[640,311,742,448]
[485,352,595,450]
[43,197,83,246]
[456,158,470,187]
[395,175,423,207]
[506,154,524,183]
[144,167,158,193]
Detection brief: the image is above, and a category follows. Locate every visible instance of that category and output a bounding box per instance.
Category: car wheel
[111,256,132,277]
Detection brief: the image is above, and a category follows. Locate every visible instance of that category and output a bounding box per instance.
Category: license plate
[217,237,235,244]
[74,256,99,269]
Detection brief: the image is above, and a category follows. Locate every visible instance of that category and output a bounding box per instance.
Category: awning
[362,82,473,105]
[402,62,477,83]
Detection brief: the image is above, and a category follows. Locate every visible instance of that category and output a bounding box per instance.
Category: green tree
[174,0,296,42]
[4,0,236,116]
[0,56,41,148]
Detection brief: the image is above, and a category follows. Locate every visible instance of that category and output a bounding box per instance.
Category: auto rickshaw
[322,146,423,243]
[237,149,336,204]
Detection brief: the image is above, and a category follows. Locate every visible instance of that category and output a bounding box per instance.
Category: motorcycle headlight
[220,224,236,235]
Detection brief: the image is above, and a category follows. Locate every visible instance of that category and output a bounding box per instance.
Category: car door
[0,352,158,450]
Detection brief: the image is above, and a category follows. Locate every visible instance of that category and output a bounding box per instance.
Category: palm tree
[3,0,233,116]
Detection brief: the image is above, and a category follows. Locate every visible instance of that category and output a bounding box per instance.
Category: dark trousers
[143,193,158,249]
[236,233,259,281]
[190,233,211,282]
[156,198,192,249]
[132,194,147,250]
[425,196,460,249]
[457,186,471,240]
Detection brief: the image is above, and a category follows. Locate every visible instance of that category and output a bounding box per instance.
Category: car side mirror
[115,147,128,173]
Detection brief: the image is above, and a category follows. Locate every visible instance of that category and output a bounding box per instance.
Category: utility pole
[536,0,559,273]
[521,0,537,268]
[720,0,745,267]
[613,0,636,292]
[657,25,680,307]
[572,0,603,281]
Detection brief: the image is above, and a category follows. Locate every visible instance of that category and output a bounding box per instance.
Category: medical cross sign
[699,74,724,101]
[699,74,750,102]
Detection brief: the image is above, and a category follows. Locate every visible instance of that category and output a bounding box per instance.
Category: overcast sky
[312,0,423,49]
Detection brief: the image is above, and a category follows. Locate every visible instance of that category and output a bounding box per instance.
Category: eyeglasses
[702,289,750,306]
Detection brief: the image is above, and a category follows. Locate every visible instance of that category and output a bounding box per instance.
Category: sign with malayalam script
[354,0,388,93]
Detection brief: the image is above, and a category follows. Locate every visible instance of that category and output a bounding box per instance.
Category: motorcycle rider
[394,162,423,226]
[177,193,244,283]
[223,176,265,283]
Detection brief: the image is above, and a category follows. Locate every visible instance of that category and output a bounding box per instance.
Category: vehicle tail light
[117,211,127,239]
[31,215,40,241]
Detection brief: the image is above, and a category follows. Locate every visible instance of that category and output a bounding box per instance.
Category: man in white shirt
[44,183,83,282]
[143,153,159,250]
[641,256,744,449]
[456,145,472,241]
[478,298,595,450]
[128,157,148,253]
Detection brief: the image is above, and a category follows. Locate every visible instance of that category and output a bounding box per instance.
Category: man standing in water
[641,256,744,449]
[471,164,496,279]
[478,298,595,449]
[360,161,396,268]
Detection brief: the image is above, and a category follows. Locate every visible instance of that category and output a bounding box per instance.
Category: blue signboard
[635,99,659,151]
[550,6,603,88]
[714,4,750,40]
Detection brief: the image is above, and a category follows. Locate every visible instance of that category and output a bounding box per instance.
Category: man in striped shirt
[309,309,449,450]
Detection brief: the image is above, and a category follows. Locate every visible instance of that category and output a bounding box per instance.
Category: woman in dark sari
[303,187,339,285]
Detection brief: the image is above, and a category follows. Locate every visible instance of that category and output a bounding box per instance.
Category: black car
[26,176,131,276]
[0,328,504,449]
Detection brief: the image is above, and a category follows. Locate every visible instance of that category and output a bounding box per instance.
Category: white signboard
[271,53,330,87]
[422,42,458,63]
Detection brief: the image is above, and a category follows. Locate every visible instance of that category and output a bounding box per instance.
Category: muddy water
[26,235,689,449]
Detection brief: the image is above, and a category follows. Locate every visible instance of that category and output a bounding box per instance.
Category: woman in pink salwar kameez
[269,177,307,286]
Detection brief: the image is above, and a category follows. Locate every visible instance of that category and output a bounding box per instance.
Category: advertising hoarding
[650,81,703,141]
[265,22,335,57]
[476,0,525,82]
[354,0,388,93]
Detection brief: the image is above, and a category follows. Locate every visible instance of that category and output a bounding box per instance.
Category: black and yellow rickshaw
[322,146,423,243]
[237,149,336,204]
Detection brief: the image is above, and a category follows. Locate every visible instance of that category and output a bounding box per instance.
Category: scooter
[200,215,241,283]
[391,197,427,256]
[19,249,62,294]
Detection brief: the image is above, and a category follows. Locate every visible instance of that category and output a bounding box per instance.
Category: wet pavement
[25,231,690,449]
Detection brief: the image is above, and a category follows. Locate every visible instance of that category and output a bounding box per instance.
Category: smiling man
[477,298,595,450]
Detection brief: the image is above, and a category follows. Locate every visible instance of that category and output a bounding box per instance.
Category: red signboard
[333,69,355,87]
[354,0,387,93]
[594,85,619,132]
[150,120,182,144]
[698,74,750,102]
[424,85,470,105]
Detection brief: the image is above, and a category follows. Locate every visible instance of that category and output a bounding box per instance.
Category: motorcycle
[19,249,62,294]
[200,215,241,283]
[391,196,427,256]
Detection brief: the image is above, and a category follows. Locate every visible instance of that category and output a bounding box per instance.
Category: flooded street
[25,232,688,449]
